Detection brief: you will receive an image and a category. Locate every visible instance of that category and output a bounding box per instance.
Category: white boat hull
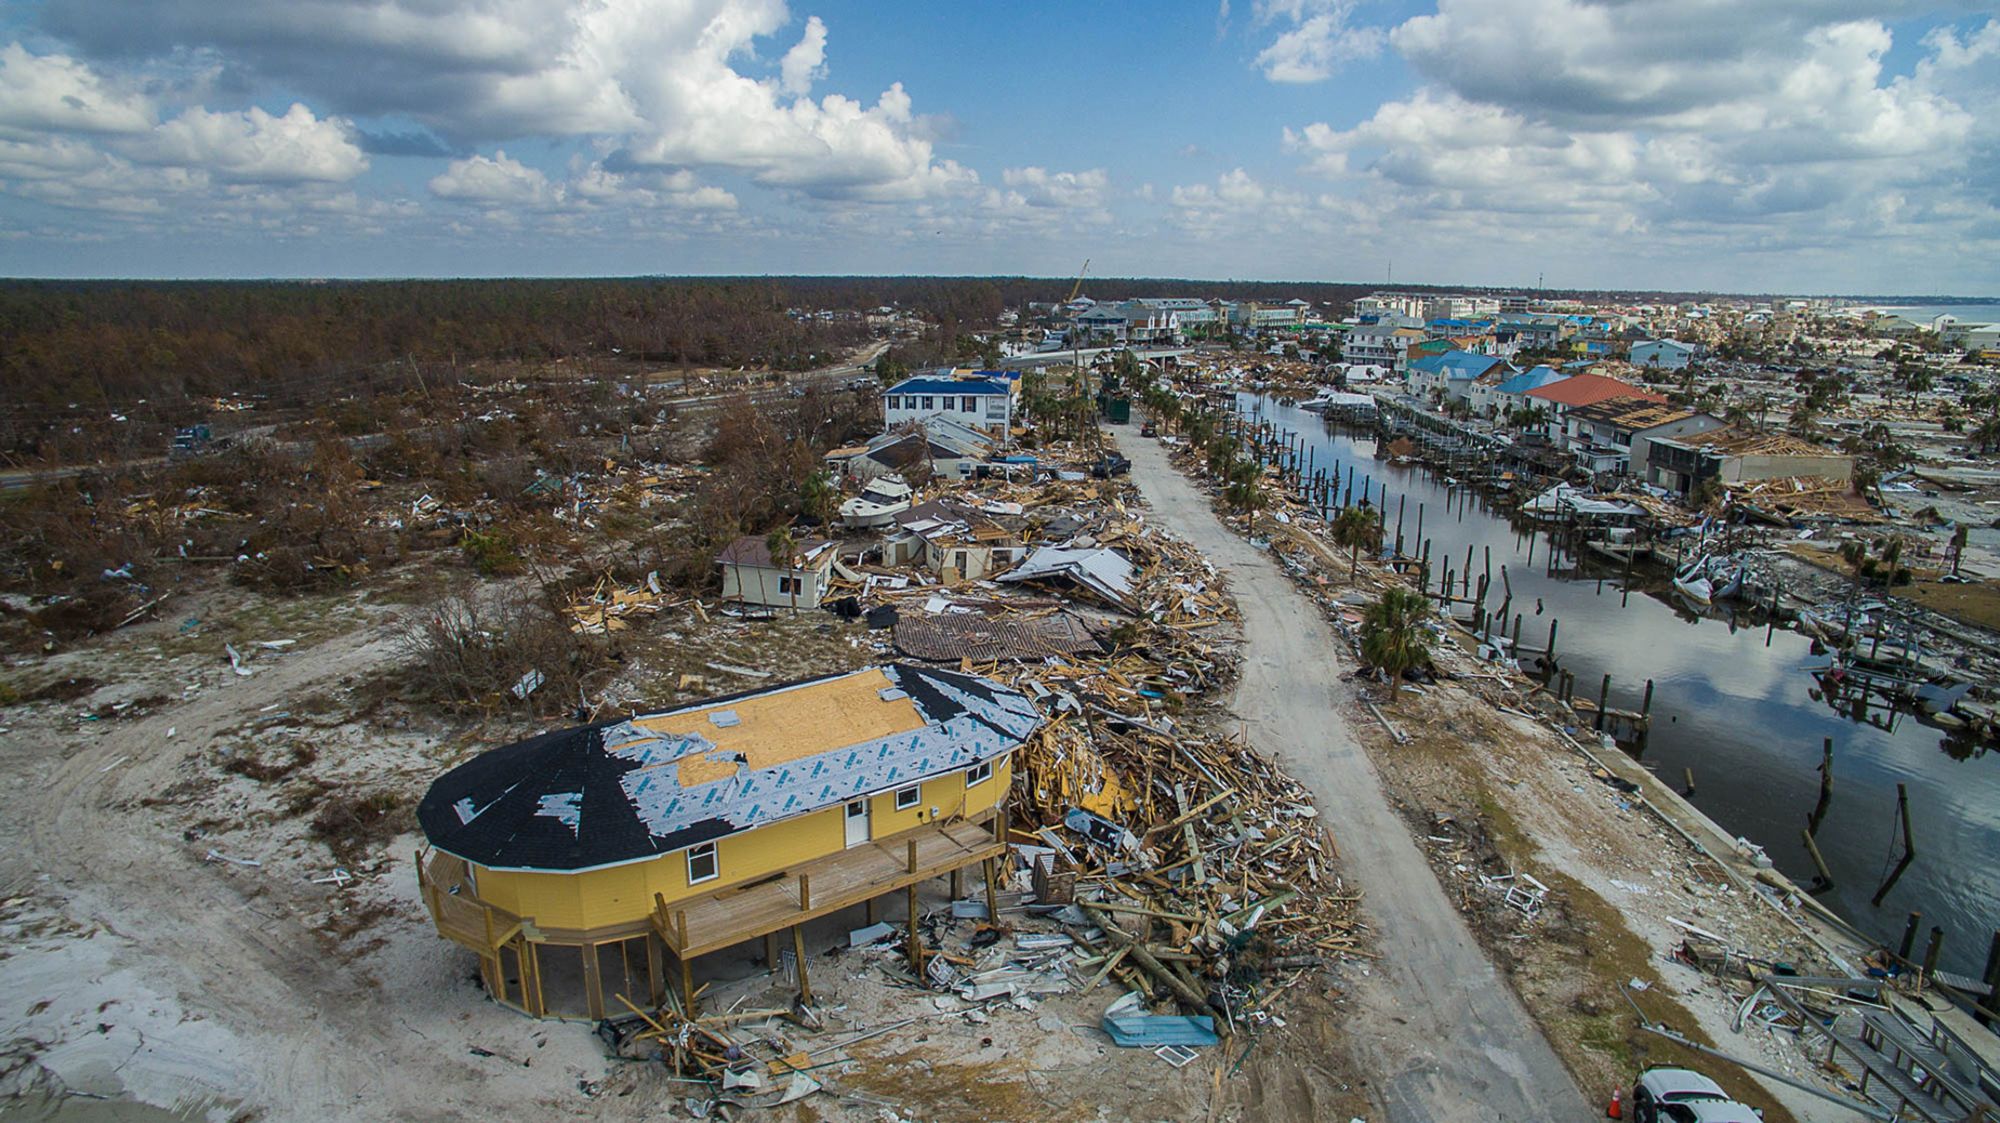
[1673,576,1714,605]
[840,498,909,528]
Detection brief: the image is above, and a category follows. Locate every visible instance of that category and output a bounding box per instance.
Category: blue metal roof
[1494,366,1569,395]
[887,377,1010,396]
[1412,349,1506,380]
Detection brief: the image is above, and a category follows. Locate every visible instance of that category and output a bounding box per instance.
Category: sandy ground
[0,560,1370,1121]
[1119,430,1591,1123]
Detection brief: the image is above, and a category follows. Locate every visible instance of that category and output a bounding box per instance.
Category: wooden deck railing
[652,814,1004,960]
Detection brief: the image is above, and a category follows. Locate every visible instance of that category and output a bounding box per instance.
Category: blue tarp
[1101,1015,1220,1047]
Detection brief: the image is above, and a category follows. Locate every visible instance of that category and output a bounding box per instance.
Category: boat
[838,474,913,528]
[1671,552,1746,606]
[1672,556,1715,605]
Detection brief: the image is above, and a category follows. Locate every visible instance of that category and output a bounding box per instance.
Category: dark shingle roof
[417,664,1041,872]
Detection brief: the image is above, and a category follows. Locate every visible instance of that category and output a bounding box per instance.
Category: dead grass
[307,789,409,865]
[1897,578,2000,631]
[840,1047,1087,1123]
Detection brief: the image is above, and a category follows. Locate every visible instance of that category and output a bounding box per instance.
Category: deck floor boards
[658,818,1002,959]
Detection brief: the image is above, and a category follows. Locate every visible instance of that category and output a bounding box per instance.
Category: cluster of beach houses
[1392,345,1853,497]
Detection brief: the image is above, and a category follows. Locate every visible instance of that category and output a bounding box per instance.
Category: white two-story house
[882,373,1015,435]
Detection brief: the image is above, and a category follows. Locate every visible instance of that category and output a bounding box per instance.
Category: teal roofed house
[1479,365,1570,420]
[1408,349,1508,403]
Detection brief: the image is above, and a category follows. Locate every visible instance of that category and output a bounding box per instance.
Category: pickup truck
[1631,1067,1761,1123]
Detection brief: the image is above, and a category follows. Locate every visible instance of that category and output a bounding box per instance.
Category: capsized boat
[838,474,913,528]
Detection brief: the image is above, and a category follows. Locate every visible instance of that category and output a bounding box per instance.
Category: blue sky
[0,1,1995,293]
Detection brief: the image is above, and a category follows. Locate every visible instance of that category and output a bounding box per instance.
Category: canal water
[1240,394,2000,976]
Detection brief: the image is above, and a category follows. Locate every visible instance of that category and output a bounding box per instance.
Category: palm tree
[1362,586,1432,701]
[764,525,799,612]
[798,470,836,522]
[1332,505,1381,578]
[1224,456,1266,513]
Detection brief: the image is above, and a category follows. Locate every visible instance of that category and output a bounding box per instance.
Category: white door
[844,800,870,848]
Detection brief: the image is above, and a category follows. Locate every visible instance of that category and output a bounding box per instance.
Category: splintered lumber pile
[614,993,822,1104]
[1010,716,1358,1025]
[567,571,679,634]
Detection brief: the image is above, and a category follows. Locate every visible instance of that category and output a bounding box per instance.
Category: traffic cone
[1606,1088,1623,1119]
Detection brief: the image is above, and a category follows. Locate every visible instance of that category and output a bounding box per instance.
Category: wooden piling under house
[416,664,1041,1019]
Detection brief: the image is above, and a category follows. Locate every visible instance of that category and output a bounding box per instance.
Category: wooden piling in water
[1871,782,1916,907]
[1978,929,2000,1026]
[1810,739,1833,836]
[1922,926,1945,982]
[1900,912,1923,960]
[1800,828,1835,891]
[1596,674,1612,731]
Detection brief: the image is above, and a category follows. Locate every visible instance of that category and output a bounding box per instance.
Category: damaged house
[885,499,1027,583]
[717,534,838,611]
[824,416,996,486]
[416,664,1042,1020]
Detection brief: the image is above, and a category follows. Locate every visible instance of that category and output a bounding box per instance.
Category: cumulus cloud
[1283,4,2000,275]
[429,150,554,206]
[779,16,828,96]
[0,42,154,134]
[1251,0,1384,83]
[431,150,737,214]
[122,103,366,182]
[1001,166,1109,210]
[40,0,974,203]
[1167,168,1320,238]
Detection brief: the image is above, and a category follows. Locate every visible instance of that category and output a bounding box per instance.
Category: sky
[0,0,1996,294]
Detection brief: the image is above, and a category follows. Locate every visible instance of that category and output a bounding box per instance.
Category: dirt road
[1121,431,1593,1123]
[1,618,636,1122]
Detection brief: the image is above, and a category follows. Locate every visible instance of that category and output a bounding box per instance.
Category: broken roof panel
[996,546,1137,608]
[418,664,1042,872]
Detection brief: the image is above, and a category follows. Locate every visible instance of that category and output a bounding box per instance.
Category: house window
[921,395,935,410]
[965,760,993,788]
[777,575,801,594]
[962,395,976,412]
[686,842,718,885]
[895,784,921,811]
[890,395,904,409]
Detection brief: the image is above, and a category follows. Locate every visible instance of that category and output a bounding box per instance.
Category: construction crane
[1065,258,1090,303]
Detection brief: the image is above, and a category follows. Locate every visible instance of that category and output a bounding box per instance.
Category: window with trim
[965,760,993,787]
[921,395,935,410]
[962,395,976,411]
[895,784,921,810]
[778,575,800,594]
[686,842,718,884]
[890,395,904,409]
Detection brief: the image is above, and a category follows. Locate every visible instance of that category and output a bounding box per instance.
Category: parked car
[1090,453,1131,479]
[1631,1067,1761,1123]
[1140,421,1157,437]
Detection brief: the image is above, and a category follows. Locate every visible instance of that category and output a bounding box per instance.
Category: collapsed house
[825,416,997,486]
[416,664,1042,1020]
[884,499,1027,583]
[997,545,1137,610]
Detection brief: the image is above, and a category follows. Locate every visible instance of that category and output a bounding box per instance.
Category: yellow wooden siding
[469,754,1011,933]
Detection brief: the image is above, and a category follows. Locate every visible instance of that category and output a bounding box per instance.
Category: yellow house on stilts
[416,664,1041,1019]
